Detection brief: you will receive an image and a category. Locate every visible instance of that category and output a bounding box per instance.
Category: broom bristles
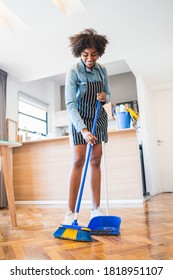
[54,225,92,242]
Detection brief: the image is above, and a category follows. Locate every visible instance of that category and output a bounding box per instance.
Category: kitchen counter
[20,128,136,144]
[20,135,69,144]
[13,128,143,204]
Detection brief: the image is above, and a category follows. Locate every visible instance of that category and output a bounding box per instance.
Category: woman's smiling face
[81,48,99,69]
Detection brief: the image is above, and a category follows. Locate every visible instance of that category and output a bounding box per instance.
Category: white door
[153,88,173,192]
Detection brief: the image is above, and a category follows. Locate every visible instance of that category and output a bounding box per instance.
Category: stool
[0,141,22,227]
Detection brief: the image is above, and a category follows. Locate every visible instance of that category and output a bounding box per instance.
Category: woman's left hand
[97,92,106,103]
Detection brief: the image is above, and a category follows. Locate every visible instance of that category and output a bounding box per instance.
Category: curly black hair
[69,28,109,57]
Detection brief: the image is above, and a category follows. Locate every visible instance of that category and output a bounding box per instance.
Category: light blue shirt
[65,59,111,132]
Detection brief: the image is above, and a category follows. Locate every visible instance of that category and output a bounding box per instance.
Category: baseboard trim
[15,199,144,206]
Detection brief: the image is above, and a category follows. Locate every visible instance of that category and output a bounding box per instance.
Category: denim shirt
[65,59,111,132]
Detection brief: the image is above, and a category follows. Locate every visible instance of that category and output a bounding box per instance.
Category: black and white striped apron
[71,78,108,146]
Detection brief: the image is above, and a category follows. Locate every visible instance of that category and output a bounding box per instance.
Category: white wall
[109,72,138,104]
[6,77,61,136]
[136,77,162,196]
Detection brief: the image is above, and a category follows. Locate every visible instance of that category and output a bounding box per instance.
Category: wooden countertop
[21,128,136,145]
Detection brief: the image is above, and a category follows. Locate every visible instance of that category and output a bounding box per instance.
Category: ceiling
[0,0,173,88]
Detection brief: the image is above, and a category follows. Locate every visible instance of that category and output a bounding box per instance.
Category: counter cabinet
[13,129,143,203]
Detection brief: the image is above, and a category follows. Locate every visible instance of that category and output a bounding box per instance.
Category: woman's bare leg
[68,144,87,212]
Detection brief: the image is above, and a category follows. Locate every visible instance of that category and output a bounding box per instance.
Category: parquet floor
[0,193,173,260]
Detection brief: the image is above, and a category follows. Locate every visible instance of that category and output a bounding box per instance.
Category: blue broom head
[53,224,92,242]
[88,215,121,235]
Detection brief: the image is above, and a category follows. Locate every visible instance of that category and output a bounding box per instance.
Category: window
[18,91,49,140]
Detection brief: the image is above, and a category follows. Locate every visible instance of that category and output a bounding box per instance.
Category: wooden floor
[0,193,173,260]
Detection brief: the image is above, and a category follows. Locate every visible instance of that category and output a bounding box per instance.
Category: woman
[64,28,111,224]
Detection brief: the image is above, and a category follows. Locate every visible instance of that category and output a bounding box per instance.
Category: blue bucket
[116,111,131,129]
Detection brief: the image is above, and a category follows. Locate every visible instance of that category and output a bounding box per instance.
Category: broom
[53,100,101,242]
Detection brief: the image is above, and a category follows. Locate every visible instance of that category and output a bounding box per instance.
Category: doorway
[153,88,173,192]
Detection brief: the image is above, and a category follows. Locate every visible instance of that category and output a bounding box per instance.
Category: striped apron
[71,78,108,146]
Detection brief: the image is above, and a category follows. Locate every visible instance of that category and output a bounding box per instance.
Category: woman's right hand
[81,128,97,145]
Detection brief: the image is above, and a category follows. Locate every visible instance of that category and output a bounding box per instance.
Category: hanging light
[52,0,85,16]
[0,2,28,32]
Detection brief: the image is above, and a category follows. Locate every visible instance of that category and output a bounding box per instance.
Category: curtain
[0,69,8,208]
